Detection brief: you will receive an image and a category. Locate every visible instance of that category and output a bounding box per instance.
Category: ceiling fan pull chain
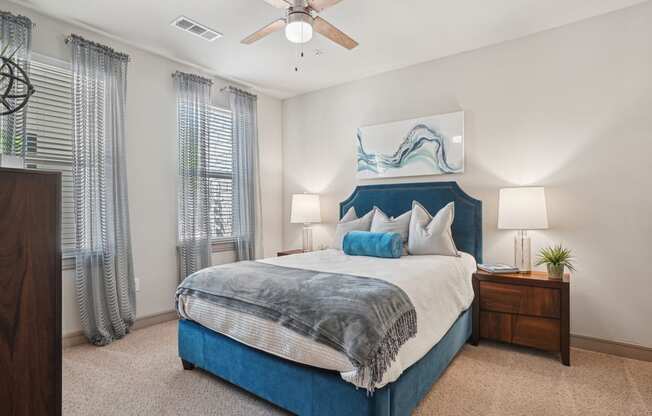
[294,41,300,72]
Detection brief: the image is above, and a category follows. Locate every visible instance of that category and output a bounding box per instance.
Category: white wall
[0,1,283,336]
[283,3,652,348]
[257,93,284,258]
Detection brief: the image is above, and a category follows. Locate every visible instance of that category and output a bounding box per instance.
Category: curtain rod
[65,34,130,61]
[220,86,257,99]
[0,11,35,27]
[171,71,213,85]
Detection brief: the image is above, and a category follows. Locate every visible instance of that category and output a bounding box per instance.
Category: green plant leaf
[535,244,576,271]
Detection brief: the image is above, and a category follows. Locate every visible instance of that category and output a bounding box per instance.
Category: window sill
[212,238,237,253]
[63,240,238,270]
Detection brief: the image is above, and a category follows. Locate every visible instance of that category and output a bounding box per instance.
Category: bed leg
[181,359,195,370]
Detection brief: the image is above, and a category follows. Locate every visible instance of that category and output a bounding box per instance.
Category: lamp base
[514,230,531,272]
[302,225,313,252]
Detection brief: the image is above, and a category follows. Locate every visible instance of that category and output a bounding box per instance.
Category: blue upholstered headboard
[339,181,483,262]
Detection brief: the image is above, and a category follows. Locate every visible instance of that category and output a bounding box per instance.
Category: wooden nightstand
[277,249,306,257]
[471,270,570,365]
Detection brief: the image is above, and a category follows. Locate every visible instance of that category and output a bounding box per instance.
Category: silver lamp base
[514,230,531,272]
[301,225,313,252]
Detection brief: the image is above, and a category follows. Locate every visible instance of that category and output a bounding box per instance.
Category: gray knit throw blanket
[176,261,417,392]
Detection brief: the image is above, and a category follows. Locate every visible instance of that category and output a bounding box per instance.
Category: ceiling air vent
[171,16,223,42]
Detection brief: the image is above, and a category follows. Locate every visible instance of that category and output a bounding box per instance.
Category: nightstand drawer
[480,311,560,352]
[479,281,560,318]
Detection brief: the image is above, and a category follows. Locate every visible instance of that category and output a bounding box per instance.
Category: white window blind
[207,105,234,241]
[24,60,75,254]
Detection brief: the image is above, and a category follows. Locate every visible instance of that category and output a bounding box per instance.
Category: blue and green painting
[356,111,464,179]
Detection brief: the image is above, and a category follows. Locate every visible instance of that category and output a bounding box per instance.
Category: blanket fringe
[352,309,418,394]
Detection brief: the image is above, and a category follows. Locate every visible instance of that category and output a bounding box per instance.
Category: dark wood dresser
[0,168,62,415]
[471,270,570,365]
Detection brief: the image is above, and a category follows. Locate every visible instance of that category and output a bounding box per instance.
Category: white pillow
[370,207,411,249]
[341,206,358,222]
[408,201,459,256]
[332,207,375,250]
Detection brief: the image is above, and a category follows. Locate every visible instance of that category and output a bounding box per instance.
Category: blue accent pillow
[342,231,403,258]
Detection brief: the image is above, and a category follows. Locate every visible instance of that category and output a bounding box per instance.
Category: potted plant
[536,244,575,280]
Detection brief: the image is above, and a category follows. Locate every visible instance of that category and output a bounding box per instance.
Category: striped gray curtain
[175,71,212,281]
[0,11,31,157]
[229,87,261,261]
[69,34,135,346]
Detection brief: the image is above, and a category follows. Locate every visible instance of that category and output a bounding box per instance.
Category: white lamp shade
[498,187,549,230]
[291,194,321,224]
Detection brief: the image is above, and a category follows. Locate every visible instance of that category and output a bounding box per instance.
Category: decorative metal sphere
[0,56,35,116]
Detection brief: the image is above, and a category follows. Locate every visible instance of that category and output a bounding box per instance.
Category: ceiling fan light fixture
[242,0,357,50]
[285,11,313,44]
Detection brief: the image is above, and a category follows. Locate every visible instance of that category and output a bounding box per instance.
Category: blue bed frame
[178,181,482,416]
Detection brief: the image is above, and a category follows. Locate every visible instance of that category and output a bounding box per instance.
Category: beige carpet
[63,321,652,416]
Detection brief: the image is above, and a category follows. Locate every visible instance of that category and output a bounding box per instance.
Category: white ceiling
[14,0,646,99]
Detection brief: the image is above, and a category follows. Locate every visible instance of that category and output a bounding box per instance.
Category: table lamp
[498,187,548,272]
[290,193,321,251]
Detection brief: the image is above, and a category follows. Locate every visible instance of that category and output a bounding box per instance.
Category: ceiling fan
[242,0,358,50]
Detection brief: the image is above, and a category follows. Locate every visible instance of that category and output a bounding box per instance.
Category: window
[207,105,234,242]
[25,59,75,254]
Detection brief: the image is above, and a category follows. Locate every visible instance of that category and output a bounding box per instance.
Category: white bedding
[177,249,476,389]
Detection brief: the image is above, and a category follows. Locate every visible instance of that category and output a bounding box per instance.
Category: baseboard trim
[63,310,178,349]
[571,334,652,362]
[62,332,87,349]
[63,314,651,362]
[132,310,178,331]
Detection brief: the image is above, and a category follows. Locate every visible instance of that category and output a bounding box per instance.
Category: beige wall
[283,3,652,347]
[0,1,283,336]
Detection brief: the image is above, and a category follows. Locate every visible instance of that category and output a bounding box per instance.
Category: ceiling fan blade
[262,0,292,8]
[313,16,358,50]
[241,18,286,44]
[308,0,343,12]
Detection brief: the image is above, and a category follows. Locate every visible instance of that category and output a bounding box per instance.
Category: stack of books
[477,263,520,273]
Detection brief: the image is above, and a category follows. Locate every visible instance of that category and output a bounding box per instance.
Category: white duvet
[177,249,476,389]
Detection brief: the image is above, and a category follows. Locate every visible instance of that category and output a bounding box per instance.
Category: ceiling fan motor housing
[290,0,309,8]
[287,8,313,25]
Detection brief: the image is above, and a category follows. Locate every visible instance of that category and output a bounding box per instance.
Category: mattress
[177,249,476,389]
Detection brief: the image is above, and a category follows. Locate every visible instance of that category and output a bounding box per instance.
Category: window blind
[24,60,75,254]
[207,105,234,241]
[24,63,235,252]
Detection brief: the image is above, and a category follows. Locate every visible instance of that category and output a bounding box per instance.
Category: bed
[177,181,482,416]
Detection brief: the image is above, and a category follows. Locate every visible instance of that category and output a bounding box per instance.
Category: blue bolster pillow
[342,231,403,259]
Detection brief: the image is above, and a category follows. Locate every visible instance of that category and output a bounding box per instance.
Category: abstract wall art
[356,111,464,179]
